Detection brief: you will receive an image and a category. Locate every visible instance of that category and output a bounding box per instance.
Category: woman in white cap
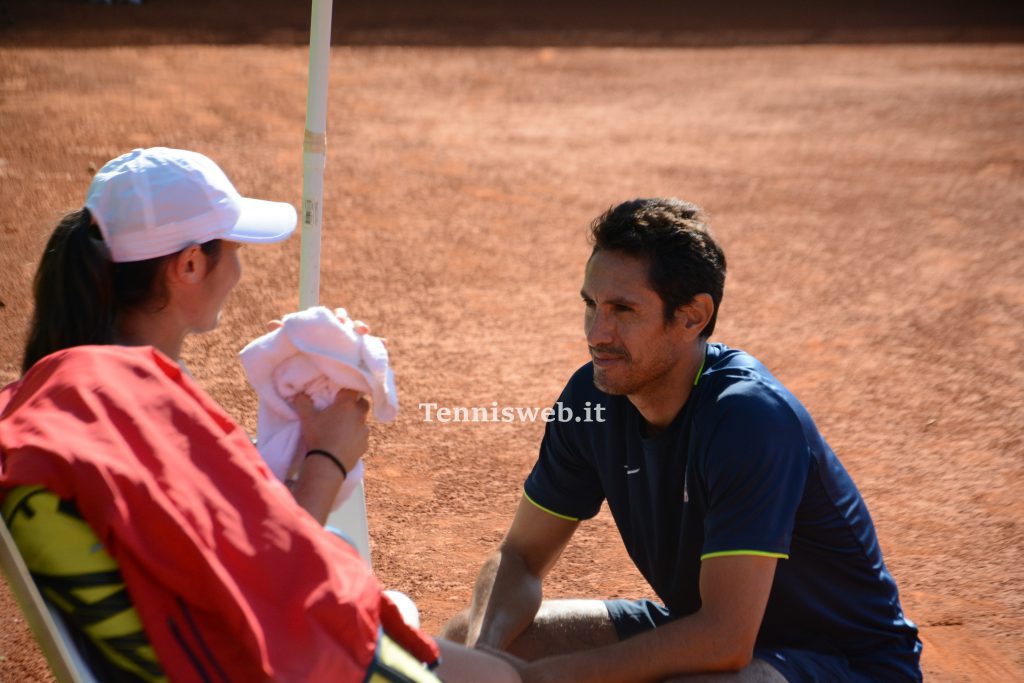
[5,147,521,682]
[22,147,361,521]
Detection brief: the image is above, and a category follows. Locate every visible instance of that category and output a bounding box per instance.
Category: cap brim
[227,196,298,244]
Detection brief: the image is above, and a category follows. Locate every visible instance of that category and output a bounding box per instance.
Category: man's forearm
[522,609,752,683]
[467,548,543,650]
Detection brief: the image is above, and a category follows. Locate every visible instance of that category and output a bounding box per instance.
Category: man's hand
[458,496,579,653]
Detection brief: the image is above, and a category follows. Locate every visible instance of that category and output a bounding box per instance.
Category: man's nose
[586,308,614,346]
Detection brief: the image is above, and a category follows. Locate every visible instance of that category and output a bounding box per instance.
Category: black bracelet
[305,449,348,478]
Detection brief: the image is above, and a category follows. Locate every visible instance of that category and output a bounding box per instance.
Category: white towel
[239,306,398,510]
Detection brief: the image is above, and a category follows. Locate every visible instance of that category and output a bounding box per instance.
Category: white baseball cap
[84,147,297,262]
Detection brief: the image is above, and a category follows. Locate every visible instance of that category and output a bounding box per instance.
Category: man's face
[582,249,688,396]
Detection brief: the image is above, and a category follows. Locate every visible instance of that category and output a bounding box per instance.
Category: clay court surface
[0,2,1022,681]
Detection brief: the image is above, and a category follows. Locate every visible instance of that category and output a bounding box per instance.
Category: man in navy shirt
[442,198,921,682]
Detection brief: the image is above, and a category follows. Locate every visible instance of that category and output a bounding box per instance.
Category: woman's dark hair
[22,208,222,373]
[590,198,727,338]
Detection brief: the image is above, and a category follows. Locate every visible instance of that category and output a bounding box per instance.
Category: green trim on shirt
[700,549,789,561]
[523,490,580,522]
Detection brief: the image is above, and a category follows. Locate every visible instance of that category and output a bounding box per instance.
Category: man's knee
[439,608,470,644]
[505,599,619,661]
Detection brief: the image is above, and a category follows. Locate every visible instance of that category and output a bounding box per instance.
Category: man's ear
[675,294,714,341]
[167,244,207,285]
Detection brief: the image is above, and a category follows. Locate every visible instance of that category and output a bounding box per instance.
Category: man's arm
[520,554,778,683]
[465,495,579,650]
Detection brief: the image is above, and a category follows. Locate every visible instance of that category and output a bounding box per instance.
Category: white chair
[327,482,373,566]
[0,516,101,683]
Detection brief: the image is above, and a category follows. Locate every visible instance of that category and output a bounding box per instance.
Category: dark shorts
[604,599,917,683]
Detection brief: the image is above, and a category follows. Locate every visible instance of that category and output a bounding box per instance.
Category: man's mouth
[590,348,627,366]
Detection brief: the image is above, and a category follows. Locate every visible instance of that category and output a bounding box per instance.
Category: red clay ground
[0,4,1022,682]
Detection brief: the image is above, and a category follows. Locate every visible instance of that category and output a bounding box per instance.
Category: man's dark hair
[590,198,726,337]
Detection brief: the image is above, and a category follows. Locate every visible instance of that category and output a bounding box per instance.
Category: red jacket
[0,345,439,682]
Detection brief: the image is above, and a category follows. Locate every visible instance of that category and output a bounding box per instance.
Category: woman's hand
[290,390,370,524]
[293,390,370,476]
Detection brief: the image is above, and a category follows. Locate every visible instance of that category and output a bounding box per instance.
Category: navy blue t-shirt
[525,343,921,679]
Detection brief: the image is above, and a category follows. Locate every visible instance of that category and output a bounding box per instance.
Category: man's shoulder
[695,343,824,460]
[700,344,796,409]
[701,343,770,383]
[692,344,811,440]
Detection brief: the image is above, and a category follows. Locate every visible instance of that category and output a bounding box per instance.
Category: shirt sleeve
[695,380,812,561]
[523,382,605,522]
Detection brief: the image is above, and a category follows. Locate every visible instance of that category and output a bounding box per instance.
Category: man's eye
[613,304,632,313]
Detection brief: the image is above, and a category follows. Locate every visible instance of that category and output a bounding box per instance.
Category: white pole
[302,0,373,566]
[300,0,332,311]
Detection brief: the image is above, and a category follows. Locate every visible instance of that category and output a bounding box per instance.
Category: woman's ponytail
[22,208,116,373]
[22,209,225,374]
